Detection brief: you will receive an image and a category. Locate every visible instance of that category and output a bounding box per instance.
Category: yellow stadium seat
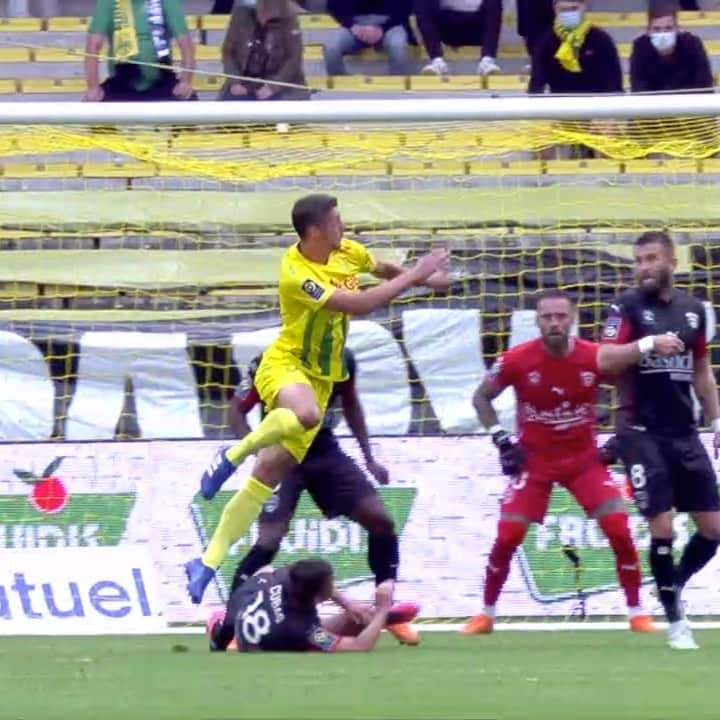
[81,162,157,179]
[172,44,218,61]
[198,14,230,31]
[307,76,330,90]
[34,47,85,62]
[699,159,720,174]
[1,163,79,179]
[193,74,224,91]
[624,159,700,174]
[299,14,339,30]
[390,159,467,176]
[0,282,38,300]
[312,160,389,176]
[408,75,482,91]
[485,75,528,92]
[330,75,407,91]
[0,48,30,63]
[46,17,89,32]
[0,79,17,94]
[545,159,622,175]
[21,78,84,94]
[0,17,43,31]
[43,284,119,299]
[467,159,543,176]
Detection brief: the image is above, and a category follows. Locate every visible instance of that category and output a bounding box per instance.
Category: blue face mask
[557,10,583,29]
[240,0,257,7]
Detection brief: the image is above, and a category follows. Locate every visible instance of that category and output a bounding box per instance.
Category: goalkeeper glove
[599,435,620,466]
[491,428,524,477]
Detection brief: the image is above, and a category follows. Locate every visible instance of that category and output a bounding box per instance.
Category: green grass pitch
[2,630,719,720]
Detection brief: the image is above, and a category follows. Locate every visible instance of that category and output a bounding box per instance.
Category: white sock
[484,605,496,618]
[628,606,644,619]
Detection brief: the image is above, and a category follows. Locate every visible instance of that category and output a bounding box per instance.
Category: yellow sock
[202,477,273,569]
[226,407,305,465]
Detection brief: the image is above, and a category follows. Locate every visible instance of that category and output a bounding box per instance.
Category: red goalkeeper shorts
[500,459,622,524]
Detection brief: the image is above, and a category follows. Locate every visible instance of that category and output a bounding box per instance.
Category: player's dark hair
[535,289,575,308]
[291,194,338,239]
[635,230,675,252]
[289,559,333,605]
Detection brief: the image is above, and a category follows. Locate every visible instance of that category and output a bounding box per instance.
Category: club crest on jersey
[528,371,541,385]
[581,371,595,387]
[603,316,621,339]
[641,309,655,325]
[331,276,359,291]
[686,312,699,329]
[312,626,336,651]
[302,279,324,300]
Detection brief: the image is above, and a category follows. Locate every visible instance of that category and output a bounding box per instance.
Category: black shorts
[259,431,376,524]
[617,429,720,517]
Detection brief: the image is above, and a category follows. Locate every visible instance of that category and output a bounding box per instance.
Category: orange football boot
[460,614,494,635]
[387,622,420,645]
[630,615,659,633]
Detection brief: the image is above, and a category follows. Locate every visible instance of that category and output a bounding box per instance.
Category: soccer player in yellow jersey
[186,193,449,603]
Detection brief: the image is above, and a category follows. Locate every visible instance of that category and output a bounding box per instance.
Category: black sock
[677,532,719,588]
[230,544,278,594]
[210,616,235,651]
[650,538,680,623]
[367,532,399,584]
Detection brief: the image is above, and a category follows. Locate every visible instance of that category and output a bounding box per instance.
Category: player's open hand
[652,333,685,356]
[367,460,389,485]
[374,580,395,610]
[411,249,449,284]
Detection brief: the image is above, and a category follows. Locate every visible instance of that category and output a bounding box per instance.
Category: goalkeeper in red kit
[462,289,685,635]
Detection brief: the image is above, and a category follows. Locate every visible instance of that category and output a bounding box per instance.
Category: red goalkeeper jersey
[486,337,601,465]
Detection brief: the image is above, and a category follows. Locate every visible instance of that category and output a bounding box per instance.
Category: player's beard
[638,266,672,297]
[543,331,569,354]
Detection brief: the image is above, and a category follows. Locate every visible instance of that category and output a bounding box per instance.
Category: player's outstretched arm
[597,334,685,375]
[372,259,452,292]
[325,249,449,317]
[333,581,394,652]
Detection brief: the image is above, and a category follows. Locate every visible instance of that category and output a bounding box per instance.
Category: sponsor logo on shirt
[330,276,359,291]
[311,625,336,651]
[302,279,325,300]
[641,309,655,325]
[581,371,596,387]
[527,371,541,385]
[520,401,593,431]
[638,351,693,380]
[686,312,699,329]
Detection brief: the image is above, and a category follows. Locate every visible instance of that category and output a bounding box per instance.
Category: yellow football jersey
[269,238,376,381]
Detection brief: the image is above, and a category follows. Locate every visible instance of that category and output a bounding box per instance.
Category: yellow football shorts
[254,351,333,462]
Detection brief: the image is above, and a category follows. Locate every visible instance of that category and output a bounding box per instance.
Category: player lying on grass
[221,348,418,645]
[601,231,720,650]
[462,288,684,636]
[206,558,418,653]
[186,193,449,604]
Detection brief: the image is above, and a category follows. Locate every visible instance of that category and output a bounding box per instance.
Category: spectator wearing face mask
[630,2,713,94]
[528,0,622,94]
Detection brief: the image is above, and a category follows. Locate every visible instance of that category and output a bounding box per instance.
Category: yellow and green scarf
[554,18,592,73]
[113,0,139,61]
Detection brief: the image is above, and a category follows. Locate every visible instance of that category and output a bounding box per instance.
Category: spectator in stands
[680,0,699,9]
[218,0,310,100]
[517,0,554,57]
[85,0,196,102]
[528,0,622,94]
[323,0,412,76]
[630,2,713,93]
[211,0,234,12]
[416,0,502,76]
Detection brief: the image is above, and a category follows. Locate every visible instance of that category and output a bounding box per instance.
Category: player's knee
[598,512,634,548]
[497,519,528,549]
[257,525,287,554]
[295,404,322,430]
[364,512,395,536]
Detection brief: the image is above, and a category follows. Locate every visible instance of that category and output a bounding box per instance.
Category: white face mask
[650,30,677,52]
[557,10,583,29]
